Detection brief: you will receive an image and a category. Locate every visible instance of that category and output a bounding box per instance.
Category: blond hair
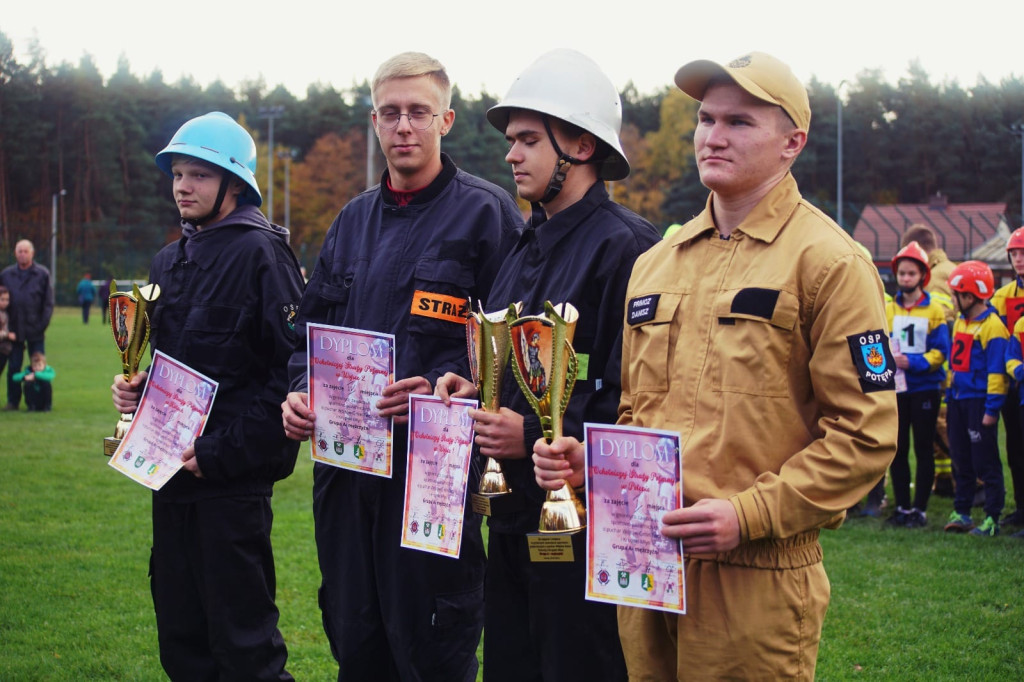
[372,52,452,110]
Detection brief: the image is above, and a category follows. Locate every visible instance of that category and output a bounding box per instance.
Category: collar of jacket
[379,153,458,207]
[668,172,801,247]
[895,289,932,309]
[167,205,273,271]
[521,180,609,253]
[929,249,952,269]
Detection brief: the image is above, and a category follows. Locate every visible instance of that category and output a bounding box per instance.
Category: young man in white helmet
[281,52,521,681]
[436,48,659,681]
[534,52,897,678]
[110,111,304,680]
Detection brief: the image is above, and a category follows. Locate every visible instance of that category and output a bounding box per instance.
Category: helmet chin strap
[538,115,589,205]
[190,175,232,227]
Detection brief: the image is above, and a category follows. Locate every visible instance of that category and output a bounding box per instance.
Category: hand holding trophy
[103,280,161,456]
[466,301,523,516]
[507,301,586,536]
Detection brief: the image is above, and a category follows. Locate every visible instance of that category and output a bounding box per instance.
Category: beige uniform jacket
[620,174,897,560]
[927,249,957,323]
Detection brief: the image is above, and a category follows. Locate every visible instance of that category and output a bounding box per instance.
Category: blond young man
[281,52,521,681]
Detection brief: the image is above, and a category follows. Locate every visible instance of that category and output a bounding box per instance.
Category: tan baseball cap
[674,52,811,131]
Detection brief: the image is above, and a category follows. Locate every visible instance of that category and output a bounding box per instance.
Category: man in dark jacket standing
[111,111,303,681]
[281,52,521,681]
[1,239,54,411]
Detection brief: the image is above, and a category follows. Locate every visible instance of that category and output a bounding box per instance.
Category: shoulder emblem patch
[847,330,895,393]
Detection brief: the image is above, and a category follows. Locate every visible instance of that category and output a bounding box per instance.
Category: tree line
[1,32,1022,302]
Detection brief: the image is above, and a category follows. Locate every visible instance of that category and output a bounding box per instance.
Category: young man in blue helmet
[111,111,303,681]
[280,53,521,681]
[435,48,659,682]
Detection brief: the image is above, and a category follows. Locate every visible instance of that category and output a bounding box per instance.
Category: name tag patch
[628,294,660,325]
[411,290,469,325]
[847,330,896,393]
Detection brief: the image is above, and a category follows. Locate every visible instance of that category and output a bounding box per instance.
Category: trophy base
[527,529,582,563]
[470,491,525,517]
[103,437,121,457]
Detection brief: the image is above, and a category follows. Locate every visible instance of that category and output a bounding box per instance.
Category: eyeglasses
[373,108,441,131]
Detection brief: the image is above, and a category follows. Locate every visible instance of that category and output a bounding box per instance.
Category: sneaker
[1010,528,1024,539]
[2,403,17,411]
[1001,509,1024,527]
[860,504,882,518]
[944,511,975,533]
[885,508,911,527]
[969,516,1000,537]
[904,509,928,528]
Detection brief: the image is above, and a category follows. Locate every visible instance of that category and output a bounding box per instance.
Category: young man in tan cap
[534,52,897,679]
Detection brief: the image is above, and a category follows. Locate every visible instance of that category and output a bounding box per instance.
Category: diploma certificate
[108,350,218,490]
[307,323,395,477]
[401,394,476,558]
[584,423,685,614]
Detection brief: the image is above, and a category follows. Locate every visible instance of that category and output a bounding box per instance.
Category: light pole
[365,95,377,189]
[51,188,66,287]
[1012,121,1024,226]
[277,149,296,231]
[258,105,285,221]
[836,80,848,230]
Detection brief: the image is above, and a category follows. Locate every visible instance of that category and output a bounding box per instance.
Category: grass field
[2,308,1023,680]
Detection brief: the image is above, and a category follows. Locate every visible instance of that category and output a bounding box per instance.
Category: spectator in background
[76,272,95,324]
[884,242,950,528]
[12,351,54,412]
[0,239,54,411]
[901,224,957,497]
[990,226,1024,529]
[99,279,110,324]
[0,285,17,391]
[944,261,1007,537]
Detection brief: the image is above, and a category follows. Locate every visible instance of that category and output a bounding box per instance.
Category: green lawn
[1,308,1022,680]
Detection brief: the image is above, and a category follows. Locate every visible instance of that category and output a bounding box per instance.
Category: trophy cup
[103,280,161,456]
[467,301,524,516]
[508,301,585,560]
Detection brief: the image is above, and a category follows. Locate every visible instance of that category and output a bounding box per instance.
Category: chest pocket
[184,305,250,374]
[408,260,473,339]
[626,292,680,393]
[712,287,799,397]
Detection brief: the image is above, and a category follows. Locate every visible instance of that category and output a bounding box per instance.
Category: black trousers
[1005,385,1024,509]
[151,495,292,682]
[893,389,941,510]
[313,461,485,682]
[483,530,627,682]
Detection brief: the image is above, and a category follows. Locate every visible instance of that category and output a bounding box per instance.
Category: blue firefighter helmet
[155,112,262,207]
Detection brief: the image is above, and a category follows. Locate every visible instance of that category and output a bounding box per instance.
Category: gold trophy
[508,301,585,561]
[467,301,524,516]
[103,280,161,456]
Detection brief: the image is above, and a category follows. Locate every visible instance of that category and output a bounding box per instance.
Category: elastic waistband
[691,529,822,569]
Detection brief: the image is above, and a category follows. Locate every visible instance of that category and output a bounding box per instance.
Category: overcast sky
[5,0,1023,99]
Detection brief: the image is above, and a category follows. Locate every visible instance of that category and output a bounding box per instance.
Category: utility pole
[1012,121,1024,226]
[258,106,286,221]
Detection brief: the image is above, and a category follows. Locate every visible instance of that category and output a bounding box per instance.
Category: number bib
[1007,297,1024,335]
[892,315,928,354]
[950,331,975,373]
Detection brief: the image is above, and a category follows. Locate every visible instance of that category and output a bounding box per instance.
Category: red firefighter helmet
[891,241,931,289]
[948,260,995,300]
[1007,226,1024,254]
